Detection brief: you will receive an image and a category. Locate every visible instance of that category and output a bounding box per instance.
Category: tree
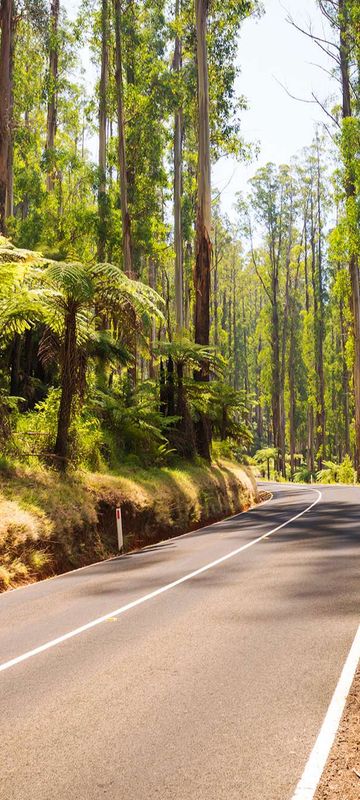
[45,0,59,192]
[193,0,212,460]
[114,0,133,278]
[97,0,109,262]
[338,0,360,477]
[173,0,183,332]
[0,0,12,231]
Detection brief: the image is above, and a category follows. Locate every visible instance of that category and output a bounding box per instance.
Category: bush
[16,389,105,471]
[338,454,355,484]
[212,439,243,462]
[316,456,355,484]
[293,466,312,483]
[316,461,339,483]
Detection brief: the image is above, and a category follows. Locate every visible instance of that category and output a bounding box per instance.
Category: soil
[314,667,360,800]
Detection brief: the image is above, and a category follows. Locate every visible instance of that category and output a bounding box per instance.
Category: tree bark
[194,0,211,355]
[148,257,157,379]
[315,142,326,466]
[98,0,109,262]
[271,269,281,470]
[279,232,292,478]
[338,0,360,477]
[340,299,350,454]
[5,1,14,219]
[194,0,211,460]
[54,307,77,468]
[45,0,60,192]
[10,332,21,396]
[310,180,325,469]
[173,0,183,331]
[114,0,133,278]
[213,226,219,350]
[0,0,12,232]
[176,360,196,458]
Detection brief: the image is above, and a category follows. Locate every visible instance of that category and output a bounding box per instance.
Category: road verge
[0,459,258,591]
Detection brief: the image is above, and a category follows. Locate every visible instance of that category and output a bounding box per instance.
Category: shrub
[338,454,355,484]
[293,466,312,483]
[316,460,339,483]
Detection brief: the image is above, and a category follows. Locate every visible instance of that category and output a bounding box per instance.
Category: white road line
[291,622,360,800]
[0,487,321,675]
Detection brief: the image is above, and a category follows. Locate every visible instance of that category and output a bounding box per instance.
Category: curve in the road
[0,484,321,675]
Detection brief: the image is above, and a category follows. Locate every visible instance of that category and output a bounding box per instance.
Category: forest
[0,0,360,492]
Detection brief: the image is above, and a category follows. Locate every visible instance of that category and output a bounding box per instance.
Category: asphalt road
[0,483,359,800]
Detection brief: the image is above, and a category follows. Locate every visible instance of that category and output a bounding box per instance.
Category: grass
[0,457,258,591]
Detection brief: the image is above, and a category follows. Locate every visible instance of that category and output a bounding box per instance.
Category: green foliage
[316,456,355,485]
[89,382,175,468]
[338,455,355,485]
[316,460,339,484]
[293,466,312,484]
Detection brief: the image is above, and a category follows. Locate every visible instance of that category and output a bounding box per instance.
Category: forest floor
[314,667,360,800]
[0,457,258,591]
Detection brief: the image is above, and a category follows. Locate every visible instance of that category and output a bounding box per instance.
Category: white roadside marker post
[116,507,123,552]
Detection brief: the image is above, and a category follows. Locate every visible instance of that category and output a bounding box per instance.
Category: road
[0,483,359,800]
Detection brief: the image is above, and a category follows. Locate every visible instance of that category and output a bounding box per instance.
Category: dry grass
[0,458,258,591]
[0,493,52,589]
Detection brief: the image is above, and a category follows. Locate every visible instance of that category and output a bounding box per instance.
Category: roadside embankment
[0,459,258,591]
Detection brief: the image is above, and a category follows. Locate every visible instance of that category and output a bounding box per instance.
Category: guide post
[116,507,123,551]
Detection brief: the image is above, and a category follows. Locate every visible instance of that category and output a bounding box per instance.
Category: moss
[0,459,258,591]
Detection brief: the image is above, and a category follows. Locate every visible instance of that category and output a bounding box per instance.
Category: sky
[212,0,336,217]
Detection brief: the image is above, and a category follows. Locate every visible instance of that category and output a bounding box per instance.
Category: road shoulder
[314,666,360,800]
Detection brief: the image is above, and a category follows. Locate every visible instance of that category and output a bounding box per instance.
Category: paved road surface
[0,483,359,800]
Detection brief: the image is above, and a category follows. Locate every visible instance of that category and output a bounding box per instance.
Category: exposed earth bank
[0,459,258,591]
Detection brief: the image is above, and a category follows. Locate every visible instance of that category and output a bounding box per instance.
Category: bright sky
[213,0,336,217]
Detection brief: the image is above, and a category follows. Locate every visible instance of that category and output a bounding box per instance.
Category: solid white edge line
[291,623,360,800]
[0,486,321,674]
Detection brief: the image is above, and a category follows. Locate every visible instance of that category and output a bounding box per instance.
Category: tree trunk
[10,332,21,396]
[271,270,281,471]
[310,184,325,469]
[114,0,133,277]
[0,0,12,232]
[173,0,183,331]
[5,2,14,219]
[303,211,314,472]
[176,360,196,458]
[280,240,291,478]
[194,0,211,460]
[242,297,248,399]
[166,355,175,416]
[148,257,157,378]
[46,0,60,192]
[54,308,77,468]
[289,344,295,478]
[98,0,108,262]
[184,241,192,330]
[114,0,136,388]
[316,142,326,466]
[340,299,350,454]
[213,227,219,350]
[339,0,360,477]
